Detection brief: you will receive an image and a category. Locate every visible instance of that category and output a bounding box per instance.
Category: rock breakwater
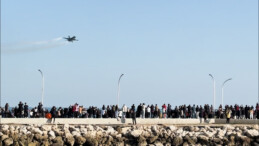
[0,124,258,146]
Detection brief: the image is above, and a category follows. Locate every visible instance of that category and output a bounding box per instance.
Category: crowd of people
[1,102,259,121]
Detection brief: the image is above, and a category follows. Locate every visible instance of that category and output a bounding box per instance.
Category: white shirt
[118,111,122,117]
[122,105,127,112]
[142,105,146,111]
[147,107,151,113]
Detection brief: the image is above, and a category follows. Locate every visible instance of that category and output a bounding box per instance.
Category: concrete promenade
[0,118,258,125]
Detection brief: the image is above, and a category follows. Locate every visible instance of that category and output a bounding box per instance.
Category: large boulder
[217,130,226,138]
[75,136,86,145]
[80,128,87,134]
[32,128,43,135]
[84,135,98,146]
[154,141,163,146]
[1,125,9,131]
[253,124,259,130]
[116,126,122,134]
[168,125,177,131]
[137,135,147,146]
[34,133,42,141]
[173,136,183,146]
[48,130,56,139]
[68,126,76,131]
[142,131,151,138]
[240,136,251,146]
[40,125,52,131]
[86,125,95,131]
[106,126,115,134]
[54,129,65,136]
[42,140,50,146]
[213,137,223,144]
[184,135,196,145]
[204,131,214,138]
[53,136,64,145]
[176,128,183,135]
[96,131,103,137]
[116,141,124,146]
[223,125,235,130]
[65,132,73,139]
[193,126,200,132]
[88,131,97,137]
[9,126,15,132]
[105,135,113,145]
[228,135,236,146]
[96,126,104,132]
[4,138,13,146]
[198,135,209,145]
[245,129,259,137]
[66,136,75,146]
[121,127,131,135]
[130,130,142,138]
[115,134,122,139]
[28,141,40,146]
[1,135,9,141]
[63,124,69,130]
[148,135,158,144]
[19,127,28,135]
[71,131,81,137]
[151,125,158,132]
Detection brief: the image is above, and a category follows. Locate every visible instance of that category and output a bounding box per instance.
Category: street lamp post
[117,74,124,107]
[221,78,232,106]
[38,69,44,105]
[209,74,216,110]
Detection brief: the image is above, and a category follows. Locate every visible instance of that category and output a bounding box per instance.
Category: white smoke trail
[2,37,69,54]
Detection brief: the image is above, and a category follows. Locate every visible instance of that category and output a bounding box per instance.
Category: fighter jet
[64,36,78,42]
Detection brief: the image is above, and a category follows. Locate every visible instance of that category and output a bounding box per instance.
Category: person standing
[199,105,203,122]
[72,104,76,118]
[167,104,172,118]
[79,106,83,118]
[131,109,136,125]
[155,104,158,118]
[75,103,79,118]
[24,103,29,118]
[235,104,240,119]
[50,106,57,123]
[101,105,106,118]
[38,102,43,117]
[146,105,151,118]
[112,105,116,118]
[192,104,196,118]
[175,106,179,118]
[18,101,24,118]
[226,108,231,123]
[142,103,146,119]
[131,104,135,112]
[137,104,142,118]
[4,103,9,118]
[245,105,249,119]
[115,105,119,118]
[249,107,254,119]
[122,104,127,119]
[162,104,167,118]
[151,104,154,118]
[195,105,199,119]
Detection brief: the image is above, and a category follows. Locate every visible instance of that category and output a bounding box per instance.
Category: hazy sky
[1,1,258,108]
